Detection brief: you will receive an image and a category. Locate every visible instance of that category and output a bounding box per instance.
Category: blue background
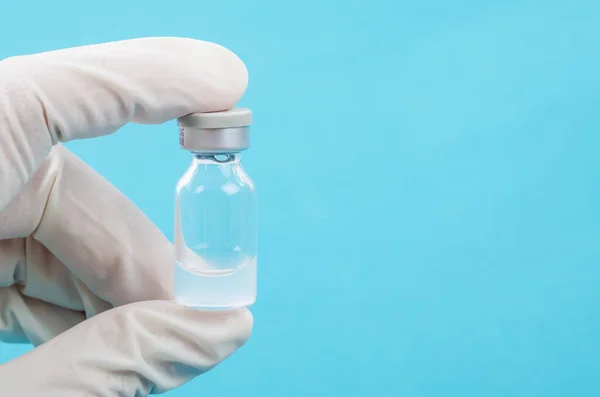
[2,0,600,396]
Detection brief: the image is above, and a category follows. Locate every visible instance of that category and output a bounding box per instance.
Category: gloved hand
[0,37,253,396]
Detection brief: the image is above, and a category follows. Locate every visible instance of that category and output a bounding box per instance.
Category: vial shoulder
[177,161,252,184]
[176,173,255,196]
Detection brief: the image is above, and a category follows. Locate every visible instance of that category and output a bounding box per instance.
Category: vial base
[174,257,256,310]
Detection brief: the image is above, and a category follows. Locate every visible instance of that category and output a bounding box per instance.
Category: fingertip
[232,307,254,346]
[137,37,249,113]
[200,40,249,110]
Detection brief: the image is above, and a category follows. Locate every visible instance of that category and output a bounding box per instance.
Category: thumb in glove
[0,301,253,396]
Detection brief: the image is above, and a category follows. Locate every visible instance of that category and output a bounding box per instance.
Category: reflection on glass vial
[174,109,256,309]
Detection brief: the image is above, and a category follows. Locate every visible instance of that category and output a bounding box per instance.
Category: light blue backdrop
[2,1,600,396]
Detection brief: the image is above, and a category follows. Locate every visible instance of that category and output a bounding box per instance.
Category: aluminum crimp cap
[177,108,252,154]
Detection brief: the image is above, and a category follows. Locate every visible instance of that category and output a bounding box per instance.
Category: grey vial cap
[177,108,252,154]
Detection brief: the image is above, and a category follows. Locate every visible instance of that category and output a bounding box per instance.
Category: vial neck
[193,153,240,164]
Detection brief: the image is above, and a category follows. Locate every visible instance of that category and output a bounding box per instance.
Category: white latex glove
[0,37,253,396]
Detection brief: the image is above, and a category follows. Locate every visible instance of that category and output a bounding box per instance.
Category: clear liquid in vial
[174,152,256,310]
[174,251,256,309]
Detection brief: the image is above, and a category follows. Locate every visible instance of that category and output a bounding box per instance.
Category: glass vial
[174,108,256,309]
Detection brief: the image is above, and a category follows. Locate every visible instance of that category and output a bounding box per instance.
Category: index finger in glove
[0,36,248,210]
